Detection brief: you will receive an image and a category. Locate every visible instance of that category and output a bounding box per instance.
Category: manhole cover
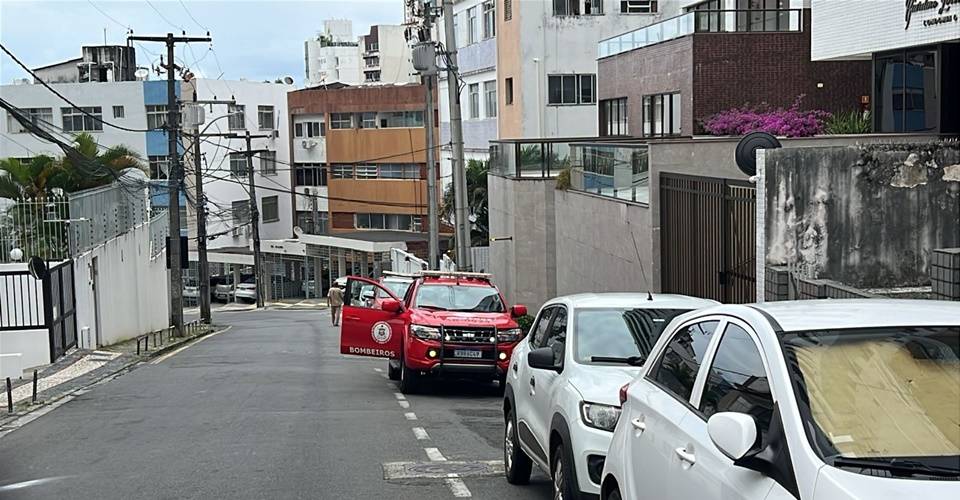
[383,460,503,480]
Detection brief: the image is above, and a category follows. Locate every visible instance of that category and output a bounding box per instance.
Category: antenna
[627,221,653,301]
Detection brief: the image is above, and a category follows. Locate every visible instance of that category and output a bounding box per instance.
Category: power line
[0,43,158,133]
[87,0,130,30]
[144,0,186,32]
[178,0,210,33]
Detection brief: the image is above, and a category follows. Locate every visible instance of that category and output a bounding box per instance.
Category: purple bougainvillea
[701,96,831,138]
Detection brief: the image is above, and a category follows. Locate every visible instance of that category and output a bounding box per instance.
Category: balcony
[598,8,803,59]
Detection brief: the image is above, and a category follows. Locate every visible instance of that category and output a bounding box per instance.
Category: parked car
[602,299,960,500]
[339,271,527,394]
[234,280,257,303]
[183,281,199,306]
[380,272,415,299]
[213,282,234,302]
[502,293,718,499]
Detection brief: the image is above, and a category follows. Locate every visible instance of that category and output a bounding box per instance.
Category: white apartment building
[438,0,499,191]
[304,19,363,87]
[359,24,418,85]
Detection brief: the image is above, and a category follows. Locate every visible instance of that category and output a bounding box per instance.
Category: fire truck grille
[442,326,496,344]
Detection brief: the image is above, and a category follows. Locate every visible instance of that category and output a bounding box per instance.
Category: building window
[600,98,628,136]
[620,0,657,13]
[585,0,604,14]
[330,113,353,129]
[874,48,939,133]
[483,1,496,38]
[642,92,681,137]
[547,74,596,105]
[359,112,377,129]
[484,80,497,118]
[145,105,168,130]
[261,196,279,223]
[297,211,328,234]
[331,164,353,179]
[469,83,480,119]
[61,106,103,132]
[505,77,514,105]
[229,152,249,177]
[355,213,422,231]
[228,104,245,130]
[553,0,580,16]
[379,164,420,179]
[736,0,791,32]
[364,70,382,82]
[296,122,324,137]
[232,200,250,225]
[355,165,378,179]
[295,163,327,186]
[505,0,512,21]
[112,105,124,118]
[295,123,303,137]
[467,6,478,44]
[380,111,424,128]
[260,151,277,175]
[148,155,169,179]
[6,107,52,133]
[257,105,275,130]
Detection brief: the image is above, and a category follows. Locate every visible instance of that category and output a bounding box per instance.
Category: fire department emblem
[371,321,392,344]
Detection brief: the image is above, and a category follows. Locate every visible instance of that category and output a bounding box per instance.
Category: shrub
[701,95,830,138]
[555,167,571,190]
[515,314,535,335]
[824,110,871,134]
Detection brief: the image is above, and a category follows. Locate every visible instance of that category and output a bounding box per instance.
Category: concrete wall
[765,142,960,288]
[73,220,170,348]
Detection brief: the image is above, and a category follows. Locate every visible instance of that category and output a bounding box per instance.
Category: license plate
[454,349,482,359]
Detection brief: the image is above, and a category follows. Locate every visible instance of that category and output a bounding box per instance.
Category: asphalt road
[0,309,553,499]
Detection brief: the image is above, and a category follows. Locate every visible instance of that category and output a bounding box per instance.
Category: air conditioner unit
[302,140,318,149]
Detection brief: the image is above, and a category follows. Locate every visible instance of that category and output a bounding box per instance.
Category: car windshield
[574,308,691,364]
[782,326,960,469]
[415,284,504,312]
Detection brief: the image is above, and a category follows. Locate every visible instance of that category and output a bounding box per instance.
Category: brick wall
[692,14,871,133]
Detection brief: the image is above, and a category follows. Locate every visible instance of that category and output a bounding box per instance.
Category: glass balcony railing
[598,8,803,59]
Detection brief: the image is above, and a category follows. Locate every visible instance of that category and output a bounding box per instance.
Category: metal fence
[0,196,72,263]
[148,211,170,259]
[69,183,149,254]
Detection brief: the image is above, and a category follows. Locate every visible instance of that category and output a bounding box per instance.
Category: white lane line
[374,368,383,373]
[393,392,406,400]
[398,400,410,409]
[412,427,430,440]
[404,412,417,420]
[150,326,232,365]
[444,476,472,498]
[424,447,446,461]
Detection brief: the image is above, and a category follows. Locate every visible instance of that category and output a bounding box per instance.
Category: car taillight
[619,383,630,406]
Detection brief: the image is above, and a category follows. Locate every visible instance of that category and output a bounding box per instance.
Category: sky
[0,0,405,85]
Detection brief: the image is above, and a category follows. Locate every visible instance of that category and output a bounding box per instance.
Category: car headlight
[497,328,523,343]
[410,324,441,341]
[580,402,621,432]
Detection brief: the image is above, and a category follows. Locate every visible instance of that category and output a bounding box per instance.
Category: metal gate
[660,174,756,303]
[45,260,77,361]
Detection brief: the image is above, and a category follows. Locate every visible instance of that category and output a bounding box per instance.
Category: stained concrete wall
[765,142,960,288]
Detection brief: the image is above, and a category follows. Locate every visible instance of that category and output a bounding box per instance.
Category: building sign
[905,0,959,29]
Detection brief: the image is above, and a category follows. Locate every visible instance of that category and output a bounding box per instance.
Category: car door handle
[512,363,518,373]
[344,315,361,321]
[630,417,646,432]
[529,377,535,387]
[674,447,696,465]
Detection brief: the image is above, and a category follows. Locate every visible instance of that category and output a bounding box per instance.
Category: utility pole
[242,131,272,308]
[309,188,320,298]
[441,0,472,271]
[419,13,440,270]
[190,90,211,324]
[129,32,211,337]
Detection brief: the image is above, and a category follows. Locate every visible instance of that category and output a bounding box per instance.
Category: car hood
[569,364,641,407]
[409,310,517,329]
[814,463,960,498]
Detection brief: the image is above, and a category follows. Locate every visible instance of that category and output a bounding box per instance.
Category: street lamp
[8,247,23,262]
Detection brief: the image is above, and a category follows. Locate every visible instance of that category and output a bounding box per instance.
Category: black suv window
[651,320,720,402]
[544,307,567,365]
[699,323,774,436]
[530,307,556,347]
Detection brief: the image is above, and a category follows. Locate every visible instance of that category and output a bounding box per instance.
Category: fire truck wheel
[387,360,401,381]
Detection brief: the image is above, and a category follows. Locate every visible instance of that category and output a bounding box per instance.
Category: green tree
[0,155,63,199]
[442,159,489,247]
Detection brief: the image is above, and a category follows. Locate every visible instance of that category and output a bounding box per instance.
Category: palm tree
[441,159,489,247]
[0,155,63,199]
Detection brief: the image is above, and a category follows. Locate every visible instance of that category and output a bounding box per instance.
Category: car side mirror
[707,412,759,461]
[381,299,402,313]
[527,346,559,371]
[511,304,528,317]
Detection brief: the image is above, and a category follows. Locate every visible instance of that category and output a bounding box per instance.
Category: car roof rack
[381,271,418,279]
[417,270,493,281]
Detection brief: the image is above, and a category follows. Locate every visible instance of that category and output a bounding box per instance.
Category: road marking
[374,368,383,373]
[393,392,406,400]
[424,447,446,461]
[404,412,417,420]
[412,427,430,440]
[398,400,410,409]
[445,476,472,498]
[150,326,232,365]
[0,476,76,492]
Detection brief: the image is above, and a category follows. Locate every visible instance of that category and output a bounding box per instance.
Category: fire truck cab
[339,271,527,394]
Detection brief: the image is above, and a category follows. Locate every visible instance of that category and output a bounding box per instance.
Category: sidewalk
[0,323,223,434]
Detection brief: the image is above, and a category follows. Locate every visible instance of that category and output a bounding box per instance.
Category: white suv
[502,293,718,498]
[602,299,960,500]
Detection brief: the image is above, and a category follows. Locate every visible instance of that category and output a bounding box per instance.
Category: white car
[502,293,718,498]
[602,299,960,500]
[234,281,258,303]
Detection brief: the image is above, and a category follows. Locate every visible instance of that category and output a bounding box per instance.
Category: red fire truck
[339,271,528,394]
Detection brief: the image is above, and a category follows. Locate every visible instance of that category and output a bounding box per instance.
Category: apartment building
[304,19,363,87]
[438,0,499,190]
[287,83,447,257]
[358,24,418,85]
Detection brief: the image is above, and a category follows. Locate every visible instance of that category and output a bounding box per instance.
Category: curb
[0,325,229,436]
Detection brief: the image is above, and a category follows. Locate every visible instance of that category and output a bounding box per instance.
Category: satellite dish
[27,256,48,280]
[735,132,782,177]
[282,76,295,85]
[134,67,150,79]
